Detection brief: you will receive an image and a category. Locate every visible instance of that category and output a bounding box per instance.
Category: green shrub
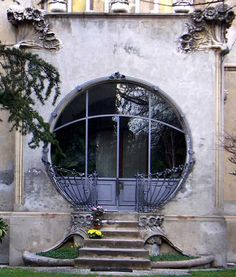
[150,253,197,262]
[37,247,79,259]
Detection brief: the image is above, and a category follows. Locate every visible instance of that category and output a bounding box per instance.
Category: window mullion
[85,91,88,177]
[117,116,120,179]
[148,94,151,175]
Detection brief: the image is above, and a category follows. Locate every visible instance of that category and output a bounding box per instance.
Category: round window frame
[42,73,194,202]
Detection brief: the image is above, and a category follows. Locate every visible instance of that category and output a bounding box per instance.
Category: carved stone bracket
[179,4,235,53]
[7,6,61,50]
[67,212,93,238]
[138,215,164,232]
[138,215,186,257]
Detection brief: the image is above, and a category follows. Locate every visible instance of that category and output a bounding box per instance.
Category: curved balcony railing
[43,161,97,211]
[135,163,194,212]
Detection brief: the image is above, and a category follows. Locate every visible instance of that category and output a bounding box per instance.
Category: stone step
[102,220,138,229]
[79,247,149,258]
[101,229,141,239]
[75,257,151,270]
[103,213,139,221]
[84,238,144,249]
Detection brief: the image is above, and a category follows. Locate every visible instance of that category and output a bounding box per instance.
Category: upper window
[43,0,195,14]
[51,80,187,178]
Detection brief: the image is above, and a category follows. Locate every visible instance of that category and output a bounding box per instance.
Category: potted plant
[90,206,105,229]
[0,218,8,243]
[48,0,67,12]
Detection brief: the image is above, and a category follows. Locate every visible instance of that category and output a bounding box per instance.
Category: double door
[89,116,148,211]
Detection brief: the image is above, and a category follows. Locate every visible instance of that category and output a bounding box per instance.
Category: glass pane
[88,83,149,117]
[116,83,149,117]
[120,117,148,178]
[151,122,186,173]
[51,121,86,172]
[88,83,117,116]
[88,117,117,177]
[151,93,182,129]
[55,92,86,129]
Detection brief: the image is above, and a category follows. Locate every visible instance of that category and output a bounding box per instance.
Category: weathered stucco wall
[9,213,70,266]
[0,111,14,212]
[23,14,218,215]
[0,1,16,214]
[223,14,236,263]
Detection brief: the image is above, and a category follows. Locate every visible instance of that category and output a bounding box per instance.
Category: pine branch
[0,43,61,148]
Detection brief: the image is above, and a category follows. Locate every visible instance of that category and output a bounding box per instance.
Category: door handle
[119,182,124,191]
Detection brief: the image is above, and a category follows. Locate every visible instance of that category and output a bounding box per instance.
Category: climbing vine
[0,44,61,148]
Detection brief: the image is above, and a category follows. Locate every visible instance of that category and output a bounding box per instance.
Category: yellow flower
[95,230,102,236]
[87,229,103,238]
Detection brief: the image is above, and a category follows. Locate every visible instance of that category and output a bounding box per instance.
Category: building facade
[0,0,236,267]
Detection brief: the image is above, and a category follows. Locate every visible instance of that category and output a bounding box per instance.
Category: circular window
[46,76,193,211]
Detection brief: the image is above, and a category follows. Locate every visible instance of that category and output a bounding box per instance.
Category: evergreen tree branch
[0,43,61,148]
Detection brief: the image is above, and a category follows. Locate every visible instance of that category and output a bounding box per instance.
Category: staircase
[74,213,151,271]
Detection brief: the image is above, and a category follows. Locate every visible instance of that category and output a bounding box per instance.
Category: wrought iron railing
[135,163,193,212]
[43,161,97,211]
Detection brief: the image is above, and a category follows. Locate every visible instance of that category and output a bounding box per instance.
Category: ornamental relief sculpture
[7,6,61,50]
[179,4,235,53]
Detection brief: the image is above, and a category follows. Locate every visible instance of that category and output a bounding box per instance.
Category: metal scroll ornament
[136,163,194,212]
[43,161,97,211]
[179,4,235,53]
[7,6,61,50]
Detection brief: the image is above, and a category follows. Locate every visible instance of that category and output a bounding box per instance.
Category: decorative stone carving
[138,215,185,256]
[173,0,193,14]
[48,0,67,13]
[109,72,126,80]
[145,235,162,256]
[138,215,164,231]
[179,4,235,53]
[68,212,92,236]
[7,6,61,50]
[110,0,129,13]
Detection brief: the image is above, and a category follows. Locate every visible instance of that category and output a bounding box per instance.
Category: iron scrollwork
[43,160,97,211]
[136,162,194,212]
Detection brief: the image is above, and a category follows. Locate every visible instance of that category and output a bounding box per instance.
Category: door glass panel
[88,117,117,177]
[119,117,148,178]
[51,121,86,172]
[151,122,186,173]
[151,93,182,129]
[55,92,86,129]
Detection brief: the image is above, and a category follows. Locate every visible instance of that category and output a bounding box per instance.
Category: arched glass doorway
[48,76,192,211]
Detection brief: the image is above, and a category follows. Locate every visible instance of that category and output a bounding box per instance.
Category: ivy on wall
[0,44,60,148]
